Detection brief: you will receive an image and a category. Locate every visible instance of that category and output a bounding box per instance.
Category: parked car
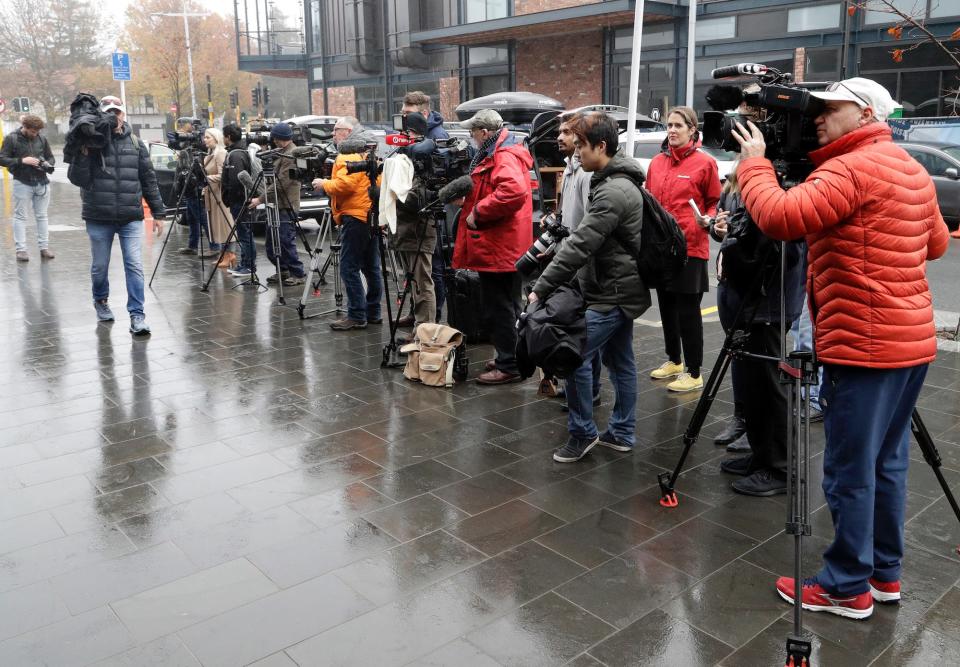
[148,142,185,216]
[898,141,960,230]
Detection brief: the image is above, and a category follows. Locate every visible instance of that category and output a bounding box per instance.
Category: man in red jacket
[733,77,949,620]
[453,109,533,385]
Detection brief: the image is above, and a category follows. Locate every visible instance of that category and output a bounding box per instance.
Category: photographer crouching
[733,78,949,619]
[529,111,649,462]
[249,123,306,287]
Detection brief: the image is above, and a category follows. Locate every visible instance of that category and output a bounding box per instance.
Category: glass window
[613,24,675,51]
[468,74,509,99]
[469,46,508,65]
[466,0,508,23]
[864,0,915,25]
[696,16,736,42]
[738,11,788,37]
[900,69,941,117]
[310,0,322,53]
[931,1,959,18]
[805,48,840,79]
[788,4,841,32]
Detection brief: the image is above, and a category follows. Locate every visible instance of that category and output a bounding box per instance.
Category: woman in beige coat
[202,128,237,268]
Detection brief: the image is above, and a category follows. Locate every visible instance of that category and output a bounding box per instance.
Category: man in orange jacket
[733,77,949,621]
[313,117,383,331]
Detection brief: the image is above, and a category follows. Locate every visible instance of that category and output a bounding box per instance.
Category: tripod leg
[911,410,960,554]
[148,203,181,288]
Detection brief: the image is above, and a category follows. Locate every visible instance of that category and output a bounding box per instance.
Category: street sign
[651,108,661,122]
[112,52,131,81]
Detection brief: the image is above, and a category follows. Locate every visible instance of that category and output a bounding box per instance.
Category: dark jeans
[717,282,751,417]
[432,244,445,320]
[658,288,704,376]
[339,216,382,322]
[816,363,927,596]
[739,323,789,475]
[567,308,637,445]
[231,203,256,271]
[264,211,304,277]
[186,196,218,251]
[478,270,521,374]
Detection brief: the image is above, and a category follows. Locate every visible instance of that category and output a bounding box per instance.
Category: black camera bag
[719,209,780,294]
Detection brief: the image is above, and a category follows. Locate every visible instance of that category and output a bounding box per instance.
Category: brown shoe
[485,359,497,371]
[16,251,28,262]
[330,318,368,331]
[396,315,415,328]
[40,249,55,260]
[216,251,237,269]
[477,369,520,385]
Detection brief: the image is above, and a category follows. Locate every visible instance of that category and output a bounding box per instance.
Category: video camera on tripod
[167,117,205,152]
[390,113,472,191]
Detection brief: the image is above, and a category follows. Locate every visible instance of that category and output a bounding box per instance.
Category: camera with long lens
[701,64,828,185]
[344,143,382,183]
[391,112,472,190]
[515,212,569,275]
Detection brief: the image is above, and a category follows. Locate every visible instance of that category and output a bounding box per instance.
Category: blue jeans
[791,298,821,403]
[264,211,304,277]
[567,307,637,445]
[339,216,382,322]
[185,196,218,251]
[816,363,927,596]
[231,204,256,271]
[86,221,146,317]
[12,180,50,252]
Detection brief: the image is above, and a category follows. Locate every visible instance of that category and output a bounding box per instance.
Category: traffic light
[262,87,270,106]
[229,90,238,108]
[19,97,30,112]
[251,87,260,108]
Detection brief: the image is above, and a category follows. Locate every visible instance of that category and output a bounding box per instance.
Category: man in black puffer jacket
[529,112,649,463]
[69,95,166,336]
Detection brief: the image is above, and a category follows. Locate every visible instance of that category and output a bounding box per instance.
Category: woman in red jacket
[645,106,721,392]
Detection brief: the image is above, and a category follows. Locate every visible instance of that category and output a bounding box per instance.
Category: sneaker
[868,578,901,603]
[776,577,873,620]
[40,249,55,260]
[720,453,753,476]
[330,318,367,331]
[809,404,824,423]
[732,468,786,496]
[16,251,29,262]
[266,272,289,284]
[94,300,115,322]
[368,318,383,325]
[177,247,197,255]
[715,415,746,446]
[726,432,751,453]
[650,361,684,379]
[597,431,633,452]
[129,315,151,337]
[282,275,305,286]
[230,267,253,277]
[667,372,703,393]
[553,435,599,463]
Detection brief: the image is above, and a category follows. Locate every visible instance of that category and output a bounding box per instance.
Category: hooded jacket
[533,154,651,320]
[425,111,449,141]
[0,128,55,186]
[645,139,720,261]
[738,122,949,368]
[69,122,165,224]
[452,128,533,273]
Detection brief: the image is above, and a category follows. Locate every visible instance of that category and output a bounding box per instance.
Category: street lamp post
[151,1,210,119]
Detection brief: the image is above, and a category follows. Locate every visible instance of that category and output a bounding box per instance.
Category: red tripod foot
[659,492,678,508]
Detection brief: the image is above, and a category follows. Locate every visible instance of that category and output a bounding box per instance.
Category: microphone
[385,133,415,147]
[337,136,369,155]
[705,85,745,112]
[291,145,320,158]
[437,175,473,204]
[711,63,768,79]
[238,170,254,191]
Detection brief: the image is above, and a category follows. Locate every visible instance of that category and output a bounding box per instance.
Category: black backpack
[609,175,688,289]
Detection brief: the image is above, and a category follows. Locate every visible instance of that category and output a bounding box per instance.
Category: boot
[216,251,237,269]
[714,404,746,446]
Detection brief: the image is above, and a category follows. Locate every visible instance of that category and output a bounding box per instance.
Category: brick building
[235,1,960,124]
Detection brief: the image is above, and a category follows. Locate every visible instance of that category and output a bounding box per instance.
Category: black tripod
[297,207,344,319]
[149,150,212,288]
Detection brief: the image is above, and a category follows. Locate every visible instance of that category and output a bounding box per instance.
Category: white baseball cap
[100,96,125,113]
[811,78,896,121]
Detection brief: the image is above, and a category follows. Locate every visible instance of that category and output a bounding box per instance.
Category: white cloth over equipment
[379,153,414,233]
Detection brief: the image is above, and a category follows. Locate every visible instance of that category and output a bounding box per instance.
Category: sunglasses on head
[826,82,870,108]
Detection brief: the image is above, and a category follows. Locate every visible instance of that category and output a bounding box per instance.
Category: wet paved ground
[1,182,959,666]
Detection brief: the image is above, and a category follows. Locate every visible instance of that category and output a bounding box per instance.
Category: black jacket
[174,150,203,200]
[222,140,251,207]
[532,154,650,319]
[0,129,55,185]
[70,123,166,224]
[517,284,587,380]
[394,175,436,253]
[64,93,114,165]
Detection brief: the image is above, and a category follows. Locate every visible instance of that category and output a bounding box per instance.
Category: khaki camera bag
[400,323,464,388]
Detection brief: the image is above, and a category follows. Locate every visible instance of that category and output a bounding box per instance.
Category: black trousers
[478,270,521,374]
[740,323,789,475]
[658,289,704,376]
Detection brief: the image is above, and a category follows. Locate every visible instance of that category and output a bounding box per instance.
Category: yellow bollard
[1,129,11,220]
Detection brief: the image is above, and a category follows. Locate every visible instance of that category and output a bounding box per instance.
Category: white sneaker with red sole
[776,577,874,620]
[868,577,901,602]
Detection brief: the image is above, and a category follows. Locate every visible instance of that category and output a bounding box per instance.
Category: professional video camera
[167,117,204,152]
[295,141,337,183]
[515,212,569,275]
[391,113,472,190]
[701,64,828,184]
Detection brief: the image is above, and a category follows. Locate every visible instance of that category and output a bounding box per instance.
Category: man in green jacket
[529,111,649,463]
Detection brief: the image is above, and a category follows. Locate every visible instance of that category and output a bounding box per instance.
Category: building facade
[236,0,960,124]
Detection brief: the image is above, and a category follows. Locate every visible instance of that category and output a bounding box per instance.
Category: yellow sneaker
[667,372,703,392]
[650,361,685,380]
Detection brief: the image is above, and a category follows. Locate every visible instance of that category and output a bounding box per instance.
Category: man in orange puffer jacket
[733,77,949,621]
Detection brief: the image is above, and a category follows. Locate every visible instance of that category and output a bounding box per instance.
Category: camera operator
[249,123,306,287]
[528,111,648,463]
[0,114,55,262]
[69,95,166,336]
[312,116,382,330]
[453,109,533,385]
[221,124,256,277]
[401,90,448,323]
[172,118,215,257]
[732,77,949,619]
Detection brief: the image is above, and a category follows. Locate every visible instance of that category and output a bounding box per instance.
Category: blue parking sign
[112,52,131,81]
